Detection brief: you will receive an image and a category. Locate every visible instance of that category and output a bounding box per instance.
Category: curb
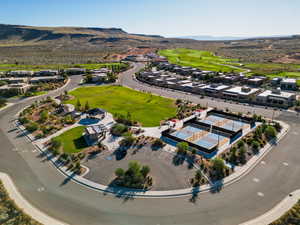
[0,172,68,225]
[240,189,300,225]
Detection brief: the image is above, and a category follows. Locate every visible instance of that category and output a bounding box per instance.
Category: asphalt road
[0,65,299,225]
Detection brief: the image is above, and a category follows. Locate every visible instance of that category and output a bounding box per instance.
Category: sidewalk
[240,189,300,225]
[0,172,68,225]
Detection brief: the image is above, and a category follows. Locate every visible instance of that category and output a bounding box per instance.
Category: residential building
[84,125,107,146]
[91,73,107,82]
[280,78,297,90]
[222,86,260,102]
[29,76,64,83]
[0,77,29,84]
[256,89,296,108]
[199,84,230,97]
[9,70,34,77]
[0,83,31,94]
[65,68,86,75]
[34,70,59,76]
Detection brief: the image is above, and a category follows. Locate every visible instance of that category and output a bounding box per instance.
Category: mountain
[177,34,299,41]
[0,24,300,65]
[177,35,248,41]
[0,24,203,64]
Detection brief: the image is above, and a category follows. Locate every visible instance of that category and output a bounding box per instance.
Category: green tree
[195,170,202,181]
[211,157,226,179]
[252,140,260,154]
[51,139,62,151]
[140,165,150,178]
[76,99,81,111]
[84,101,90,112]
[264,126,277,140]
[25,122,38,132]
[40,110,48,122]
[229,146,237,165]
[115,168,125,178]
[238,146,247,164]
[177,142,189,154]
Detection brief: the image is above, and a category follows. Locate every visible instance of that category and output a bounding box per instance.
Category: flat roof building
[222,86,260,101]
[256,89,296,108]
[280,78,297,90]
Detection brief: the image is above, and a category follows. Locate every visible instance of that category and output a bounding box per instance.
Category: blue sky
[0,0,299,37]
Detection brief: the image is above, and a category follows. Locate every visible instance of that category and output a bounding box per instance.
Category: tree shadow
[209,179,224,194]
[189,186,200,203]
[172,154,185,166]
[73,136,88,149]
[60,172,76,186]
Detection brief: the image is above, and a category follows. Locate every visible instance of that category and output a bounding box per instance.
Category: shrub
[115,168,125,178]
[152,138,164,148]
[177,142,189,154]
[19,117,29,125]
[111,123,128,136]
[264,126,277,141]
[51,139,62,151]
[25,122,38,132]
[211,157,226,179]
[251,140,260,154]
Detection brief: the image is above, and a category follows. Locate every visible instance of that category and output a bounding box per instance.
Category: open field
[65,85,177,127]
[0,62,127,72]
[52,126,87,154]
[159,48,243,73]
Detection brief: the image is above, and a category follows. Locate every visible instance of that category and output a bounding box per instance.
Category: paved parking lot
[83,146,197,191]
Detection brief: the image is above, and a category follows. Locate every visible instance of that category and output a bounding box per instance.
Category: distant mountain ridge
[176,34,299,41]
[0,24,165,43]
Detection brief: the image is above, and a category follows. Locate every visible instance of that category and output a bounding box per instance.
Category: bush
[115,168,125,177]
[237,140,245,148]
[111,123,128,136]
[0,98,7,107]
[19,117,29,124]
[51,139,62,151]
[211,157,226,179]
[25,122,38,132]
[114,161,152,189]
[120,135,136,147]
[251,140,260,154]
[177,142,189,154]
[152,138,164,148]
[264,126,277,141]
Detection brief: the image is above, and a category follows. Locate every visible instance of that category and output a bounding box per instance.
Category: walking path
[0,172,68,225]
[240,189,300,225]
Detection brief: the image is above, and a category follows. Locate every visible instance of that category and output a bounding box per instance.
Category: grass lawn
[53,126,87,154]
[159,48,243,73]
[0,62,127,72]
[32,91,48,96]
[243,63,300,75]
[65,85,177,127]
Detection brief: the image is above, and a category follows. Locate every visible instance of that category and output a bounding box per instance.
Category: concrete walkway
[240,189,300,225]
[0,172,68,225]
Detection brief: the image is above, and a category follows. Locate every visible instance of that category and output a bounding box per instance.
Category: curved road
[0,64,299,225]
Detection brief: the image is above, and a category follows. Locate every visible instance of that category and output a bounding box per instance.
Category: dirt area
[83,145,197,191]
